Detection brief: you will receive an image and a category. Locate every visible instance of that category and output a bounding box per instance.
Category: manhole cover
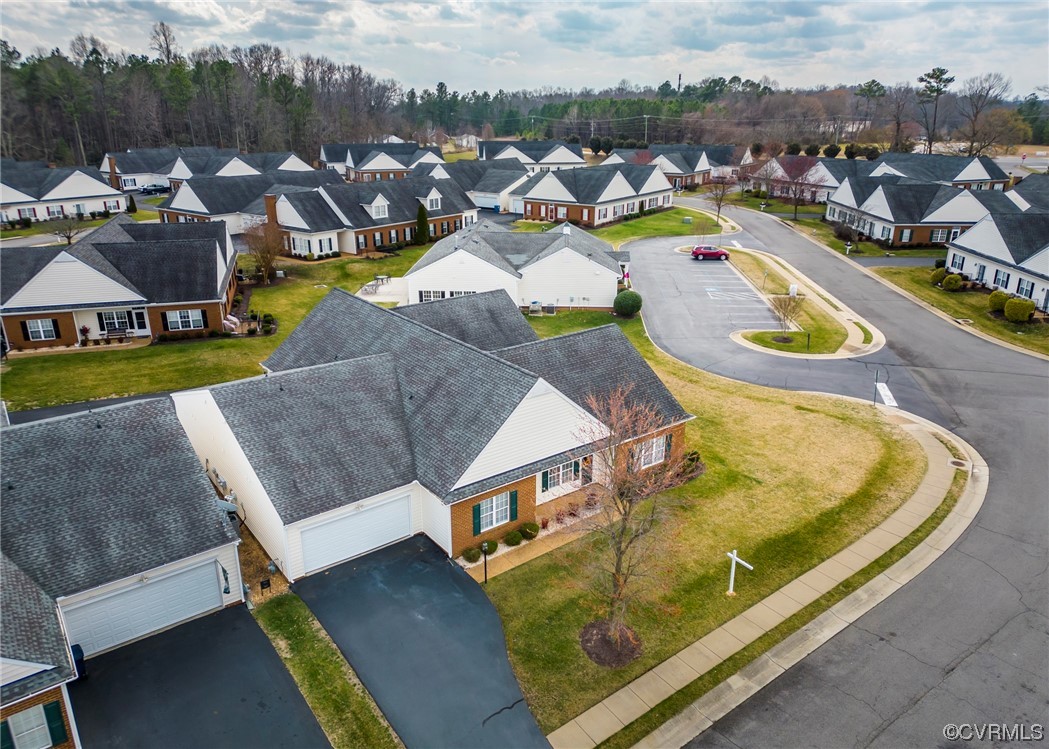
[948,459,970,469]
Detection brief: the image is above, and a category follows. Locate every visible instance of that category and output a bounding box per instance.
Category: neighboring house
[99,146,239,190]
[1,215,237,350]
[318,143,443,181]
[869,152,1010,191]
[476,140,587,173]
[510,163,674,225]
[171,287,691,575]
[166,152,314,190]
[156,170,344,233]
[1005,173,1049,212]
[0,398,244,659]
[413,160,530,211]
[1,164,126,224]
[454,134,479,150]
[749,156,876,203]
[826,176,1024,246]
[265,175,479,256]
[945,212,1049,311]
[604,144,752,188]
[405,221,627,308]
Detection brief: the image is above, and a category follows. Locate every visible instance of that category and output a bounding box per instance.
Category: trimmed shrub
[480,539,498,555]
[934,258,947,269]
[833,223,858,242]
[843,143,859,159]
[1004,297,1036,322]
[207,329,220,338]
[262,324,273,335]
[221,331,233,338]
[804,144,821,157]
[941,273,962,292]
[19,217,32,229]
[930,267,948,285]
[127,194,138,214]
[503,530,523,547]
[462,547,482,563]
[988,289,1010,312]
[520,522,540,540]
[262,313,274,324]
[306,252,315,261]
[822,143,841,158]
[247,326,258,336]
[614,290,643,317]
[233,294,243,306]
[156,333,170,343]
[785,143,802,155]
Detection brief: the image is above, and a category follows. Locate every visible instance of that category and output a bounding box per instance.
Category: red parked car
[691,245,729,261]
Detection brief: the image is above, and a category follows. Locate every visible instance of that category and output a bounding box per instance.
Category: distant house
[413,160,530,211]
[826,176,1024,246]
[265,175,479,256]
[156,170,344,233]
[869,153,1010,191]
[749,156,876,203]
[1,164,126,224]
[604,144,752,188]
[405,221,627,308]
[510,163,674,225]
[318,143,443,181]
[99,146,239,190]
[946,212,1049,311]
[166,152,313,190]
[476,140,586,173]
[454,134,479,150]
[1,215,237,350]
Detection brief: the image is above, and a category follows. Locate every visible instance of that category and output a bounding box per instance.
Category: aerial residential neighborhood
[0,4,1046,749]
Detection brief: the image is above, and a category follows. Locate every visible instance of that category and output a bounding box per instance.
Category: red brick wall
[449,475,537,557]
[0,685,75,748]
[149,302,226,338]
[3,312,78,349]
[158,209,210,224]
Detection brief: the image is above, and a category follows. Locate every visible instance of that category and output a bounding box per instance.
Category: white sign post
[726,549,753,597]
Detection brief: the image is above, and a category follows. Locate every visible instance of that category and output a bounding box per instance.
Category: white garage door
[472,193,499,210]
[62,562,222,656]
[510,198,524,214]
[301,495,411,574]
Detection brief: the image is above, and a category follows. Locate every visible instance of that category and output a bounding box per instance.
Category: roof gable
[4,250,143,310]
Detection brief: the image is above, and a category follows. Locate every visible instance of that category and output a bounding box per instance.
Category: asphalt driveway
[68,606,329,749]
[293,535,548,749]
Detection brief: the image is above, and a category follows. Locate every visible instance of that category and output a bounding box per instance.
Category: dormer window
[373,203,388,219]
[428,197,441,211]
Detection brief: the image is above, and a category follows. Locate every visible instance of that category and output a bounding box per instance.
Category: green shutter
[573,460,580,478]
[1,721,13,749]
[43,701,67,745]
[509,490,518,521]
[664,434,673,461]
[472,503,481,536]
[541,471,549,492]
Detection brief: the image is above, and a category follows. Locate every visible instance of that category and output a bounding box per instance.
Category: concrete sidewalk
[547,416,986,749]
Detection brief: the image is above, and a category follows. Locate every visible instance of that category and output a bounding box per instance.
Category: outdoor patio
[357,275,408,306]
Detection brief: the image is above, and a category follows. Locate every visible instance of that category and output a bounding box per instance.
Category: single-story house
[510,163,674,226]
[99,146,239,190]
[405,221,627,308]
[946,212,1049,311]
[0,398,244,659]
[1,164,126,224]
[1,215,237,350]
[318,143,443,181]
[748,155,876,203]
[604,145,752,188]
[825,175,1024,246]
[171,288,690,575]
[156,170,344,233]
[166,152,313,190]
[869,152,1010,191]
[413,160,530,211]
[477,140,586,173]
[264,175,479,256]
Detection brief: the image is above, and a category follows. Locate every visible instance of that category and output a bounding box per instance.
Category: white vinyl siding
[518,247,622,309]
[406,249,517,306]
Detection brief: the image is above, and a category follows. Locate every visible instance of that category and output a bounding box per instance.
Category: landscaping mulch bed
[580,620,643,668]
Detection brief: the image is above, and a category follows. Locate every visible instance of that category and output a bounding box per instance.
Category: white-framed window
[454,218,462,230]
[291,236,312,254]
[539,204,547,218]
[47,205,64,218]
[636,436,667,469]
[613,204,624,218]
[975,264,986,282]
[881,226,891,240]
[543,460,579,493]
[429,223,436,237]
[121,176,137,187]
[597,207,608,220]
[373,204,388,219]
[448,290,476,297]
[357,235,367,249]
[17,207,36,219]
[557,206,568,219]
[931,228,949,243]
[405,227,414,242]
[388,173,395,180]
[627,201,636,214]
[101,310,129,331]
[374,174,382,182]
[25,319,56,341]
[900,229,912,243]
[428,197,441,211]
[827,206,836,219]
[105,200,121,211]
[373,231,382,247]
[440,221,449,234]
[647,197,659,208]
[74,203,86,215]
[975,182,986,190]
[1017,278,1034,299]
[950,253,965,271]
[420,290,445,302]
[7,704,51,749]
[992,183,1004,191]
[526,204,533,216]
[582,209,589,221]
[662,194,670,205]
[994,269,1011,288]
[479,491,511,532]
[389,229,398,244]
[166,309,204,330]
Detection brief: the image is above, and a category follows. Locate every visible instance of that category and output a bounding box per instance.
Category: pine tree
[416,204,429,246]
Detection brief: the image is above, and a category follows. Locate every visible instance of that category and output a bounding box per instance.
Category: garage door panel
[301,496,411,574]
[63,562,222,656]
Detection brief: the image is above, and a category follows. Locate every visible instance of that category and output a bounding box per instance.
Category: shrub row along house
[476,139,587,173]
[405,220,628,308]
[319,142,444,181]
[605,144,753,188]
[511,163,674,226]
[1,160,127,224]
[0,215,237,350]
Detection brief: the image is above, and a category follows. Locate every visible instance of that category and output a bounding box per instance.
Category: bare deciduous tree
[707,178,734,224]
[150,22,179,65]
[776,155,829,220]
[50,215,85,245]
[886,83,916,152]
[768,294,806,335]
[955,73,1012,157]
[244,219,285,285]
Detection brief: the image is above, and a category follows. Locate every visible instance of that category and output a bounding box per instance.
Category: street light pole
[644,115,650,143]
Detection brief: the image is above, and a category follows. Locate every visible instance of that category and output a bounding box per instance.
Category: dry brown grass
[239,527,291,603]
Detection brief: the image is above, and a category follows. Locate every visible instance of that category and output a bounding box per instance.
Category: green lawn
[1,207,161,240]
[512,220,557,233]
[498,312,925,732]
[0,247,429,410]
[590,208,721,249]
[726,193,826,215]
[791,218,948,259]
[444,150,478,162]
[873,265,1049,356]
[254,595,399,749]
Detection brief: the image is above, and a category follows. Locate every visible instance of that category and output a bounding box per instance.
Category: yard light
[845,241,852,255]
[481,541,491,584]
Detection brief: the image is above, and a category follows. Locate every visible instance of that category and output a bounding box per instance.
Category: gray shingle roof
[478,140,585,162]
[321,143,441,167]
[1,166,113,201]
[0,399,238,599]
[313,176,475,231]
[207,358,416,524]
[160,170,343,216]
[957,212,1049,266]
[280,191,345,232]
[414,160,528,192]
[263,289,538,497]
[875,153,1009,183]
[393,290,539,350]
[1,555,74,704]
[1,158,49,171]
[176,152,303,178]
[1011,174,1049,211]
[106,146,238,175]
[818,157,878,183]
[511,164,663,204]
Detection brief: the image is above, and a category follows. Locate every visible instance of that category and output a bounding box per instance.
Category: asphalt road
[639,199,1049,748]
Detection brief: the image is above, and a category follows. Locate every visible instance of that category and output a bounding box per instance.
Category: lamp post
[481,541,491,584]
[845,241,852,255]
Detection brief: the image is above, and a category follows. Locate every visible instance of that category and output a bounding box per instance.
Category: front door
[975,264,985,283]
[950,227,961,241]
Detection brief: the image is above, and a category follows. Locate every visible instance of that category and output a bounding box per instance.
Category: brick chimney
[264,194,278,225]
[107,155,119,188]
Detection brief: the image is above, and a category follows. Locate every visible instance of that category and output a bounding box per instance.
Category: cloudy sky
[1,0,1046,95]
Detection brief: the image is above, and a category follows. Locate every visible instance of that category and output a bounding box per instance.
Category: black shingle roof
[175,152,305,178]
[207,358,416,524]
[413,160,528,192]
[280,191,345,231]
[106,146,238,175]
[875,153,1009,183]
[315,176,475,230]
[160,170,342,216]
[393,290,539,350]
[479,140,585,162]
[321,143,442,167]
[1,166,115,201]
[0,399,238,599]
[1011,174,1049,211]
[957,212,1049,266]
[511,164,664,204]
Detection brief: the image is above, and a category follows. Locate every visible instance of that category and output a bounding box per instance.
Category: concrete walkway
[547,414,986,749]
